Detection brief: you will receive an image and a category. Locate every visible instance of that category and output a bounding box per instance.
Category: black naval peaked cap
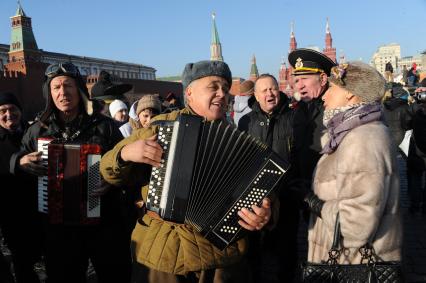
[288,48,336,76]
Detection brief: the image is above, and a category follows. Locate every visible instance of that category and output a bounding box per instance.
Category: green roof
[211,16,220,44]
[250,64,259,76]
[9,2,38,53]
[15,2,26,17]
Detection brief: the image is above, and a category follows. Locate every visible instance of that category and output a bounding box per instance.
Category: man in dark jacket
[0,92,43,283]
[238,74,308,282]
[10,63,131,283]
[382,83,409,147]
[403,85,426,214]
[288,48,336,183]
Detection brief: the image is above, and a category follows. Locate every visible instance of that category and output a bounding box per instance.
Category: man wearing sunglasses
[10,63,131,283]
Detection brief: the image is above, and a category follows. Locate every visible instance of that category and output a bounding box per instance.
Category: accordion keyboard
[37,138,51,213]
[146,124,175,213]
[86,154,101,218]
[205,159,285,249]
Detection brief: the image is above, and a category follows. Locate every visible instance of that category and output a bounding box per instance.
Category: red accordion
[37,139,102,225]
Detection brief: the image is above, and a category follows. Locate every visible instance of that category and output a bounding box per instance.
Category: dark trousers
[247,196,300,283]
[0,213,43,283]
[407,170,426,211]
[0,250,14,283]
[44,221,131,283]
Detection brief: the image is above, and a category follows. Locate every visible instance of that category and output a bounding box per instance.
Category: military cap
[288,48,336,76]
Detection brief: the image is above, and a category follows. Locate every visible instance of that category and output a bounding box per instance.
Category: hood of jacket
[233,95,252,113]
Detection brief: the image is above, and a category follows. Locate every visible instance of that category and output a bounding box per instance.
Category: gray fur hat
[328,61,386,102]
[181,60,232,90]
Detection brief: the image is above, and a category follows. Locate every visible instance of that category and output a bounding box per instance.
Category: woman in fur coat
[303,61,402,264]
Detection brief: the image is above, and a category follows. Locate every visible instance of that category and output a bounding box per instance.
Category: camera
[412,92,426,103]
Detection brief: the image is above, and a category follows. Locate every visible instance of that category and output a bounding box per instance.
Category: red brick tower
[5,1,45,75]
[3,1,47,120]
[279,22,296,92]
[323,18,337,63]
[289,21,297,52]
[249,54,259,82]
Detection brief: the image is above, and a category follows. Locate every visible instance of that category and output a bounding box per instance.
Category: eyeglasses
[45,62,80,78]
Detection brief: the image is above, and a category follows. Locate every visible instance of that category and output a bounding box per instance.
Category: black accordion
[146,114,289,250]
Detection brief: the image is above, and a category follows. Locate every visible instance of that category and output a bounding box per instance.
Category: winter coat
[120,101,138,138]
[233,95,252,126]
[238,94,307,169]
[9,111,124,223]
[0,122,38,220]
[11,112,122,167]
[308,121,401,264]
[100,108,247,275]
[401,103,426,171]
[297,96,327,181]
[382,97,409,146]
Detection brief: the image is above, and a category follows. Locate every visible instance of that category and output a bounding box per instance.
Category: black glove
[304,191,324,218]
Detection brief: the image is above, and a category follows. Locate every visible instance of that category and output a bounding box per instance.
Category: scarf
[321,102,383,154]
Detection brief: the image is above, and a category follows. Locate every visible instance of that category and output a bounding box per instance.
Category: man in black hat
[100,60,272,283]
[10,63,131,283]
[91,70,133,116]
[288,48,336,179]
[0,91,43,283]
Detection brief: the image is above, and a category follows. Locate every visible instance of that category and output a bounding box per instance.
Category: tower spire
[16,0,26,16]
[210,12,223,61]
[326,17,330,34]
[323,17,336,63]
[289,21,297,52]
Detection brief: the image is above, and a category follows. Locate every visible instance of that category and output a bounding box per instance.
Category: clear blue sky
[1,0,425,79]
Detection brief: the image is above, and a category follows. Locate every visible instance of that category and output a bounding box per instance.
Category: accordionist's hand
[19,151,46,176]
[237,198,272,231]
[120,135,163,167]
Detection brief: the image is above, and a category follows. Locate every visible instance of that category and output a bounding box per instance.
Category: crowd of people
[1,47,425,283]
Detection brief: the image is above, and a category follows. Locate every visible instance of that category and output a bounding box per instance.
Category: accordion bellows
[146,114,289,250]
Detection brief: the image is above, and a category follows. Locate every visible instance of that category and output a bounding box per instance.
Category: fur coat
[308,121,402,264]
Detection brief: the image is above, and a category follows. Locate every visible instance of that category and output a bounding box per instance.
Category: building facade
[370,43,401,76]
[0,3,183,120]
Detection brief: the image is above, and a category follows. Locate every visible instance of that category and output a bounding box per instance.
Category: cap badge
[295,58,304,69]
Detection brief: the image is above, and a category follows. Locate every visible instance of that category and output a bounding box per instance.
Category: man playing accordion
[10,62,131,283]
[100,60,274,283]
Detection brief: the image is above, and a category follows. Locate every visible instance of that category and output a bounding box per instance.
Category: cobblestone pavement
[2,155,426,282]
[296,155,426,283]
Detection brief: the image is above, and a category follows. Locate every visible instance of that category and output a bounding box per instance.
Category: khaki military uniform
[100,108,248,281]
